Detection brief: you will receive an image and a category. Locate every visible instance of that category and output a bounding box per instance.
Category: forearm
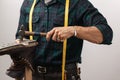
[46,26,103,44]
[74,26,103,44]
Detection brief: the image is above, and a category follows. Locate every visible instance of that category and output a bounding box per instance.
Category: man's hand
[15,39,21,44]
[46,27,75,42]
[46,26,103,44]
[15,38,27,44]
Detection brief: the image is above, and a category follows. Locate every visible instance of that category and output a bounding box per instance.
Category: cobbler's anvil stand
[19,26,46,80]
[0,26,46,80]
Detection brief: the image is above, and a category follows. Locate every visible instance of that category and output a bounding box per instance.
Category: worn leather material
[0,39,38,79]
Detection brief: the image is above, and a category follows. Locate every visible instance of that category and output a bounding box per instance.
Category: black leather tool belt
[34,63,78,74]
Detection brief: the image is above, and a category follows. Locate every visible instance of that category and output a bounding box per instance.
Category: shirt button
[45,10,48,13]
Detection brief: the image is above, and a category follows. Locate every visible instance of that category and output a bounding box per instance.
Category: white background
[0,0,120,80]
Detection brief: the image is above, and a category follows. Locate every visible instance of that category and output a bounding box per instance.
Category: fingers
[46,28,55,41]
[52,29,59,41]
[57,32,64,42]
[46,27,63,42]
[15,39,21,44]
[57,33,64,42]
[46,27,72,42]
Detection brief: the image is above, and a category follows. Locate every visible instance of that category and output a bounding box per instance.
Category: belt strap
[35,63,77,74]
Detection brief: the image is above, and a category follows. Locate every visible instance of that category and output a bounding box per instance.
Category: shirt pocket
[25,13,40,24]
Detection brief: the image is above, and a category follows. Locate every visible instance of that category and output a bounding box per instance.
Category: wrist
[73,26,77,37]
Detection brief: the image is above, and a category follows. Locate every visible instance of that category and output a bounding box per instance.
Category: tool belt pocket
[65,63,81,80]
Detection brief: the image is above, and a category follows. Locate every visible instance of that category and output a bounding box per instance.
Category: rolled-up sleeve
[96,24,113,44]
[77,0,113,44]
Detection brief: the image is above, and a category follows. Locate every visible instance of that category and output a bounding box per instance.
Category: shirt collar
[38,0,65,5]
[36,0,41,4]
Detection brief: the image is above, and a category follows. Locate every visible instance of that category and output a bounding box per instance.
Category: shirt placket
[44,5,49,32]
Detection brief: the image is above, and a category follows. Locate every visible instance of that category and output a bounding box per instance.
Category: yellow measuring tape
[25,0,37,80]
[29,0,36,40]
[62,0,70,80]
[29,0,70,80]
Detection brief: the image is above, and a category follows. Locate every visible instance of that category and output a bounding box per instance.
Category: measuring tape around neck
[62,0,70,80]
[29,0,70,80]
[29,0,37,40]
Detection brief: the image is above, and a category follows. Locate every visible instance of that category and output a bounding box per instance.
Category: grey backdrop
[0,0,120,80]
